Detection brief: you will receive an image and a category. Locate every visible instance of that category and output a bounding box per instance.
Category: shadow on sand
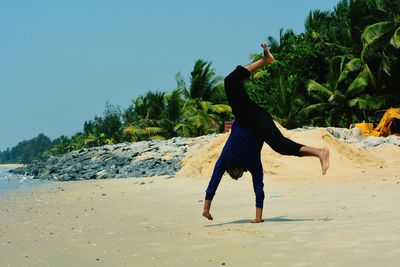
[205,216,314,227]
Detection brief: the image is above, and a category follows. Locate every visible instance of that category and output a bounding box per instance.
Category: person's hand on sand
[261,43,275,64]
[202,210,213,220]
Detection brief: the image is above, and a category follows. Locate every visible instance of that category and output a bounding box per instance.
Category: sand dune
[177,127,398,179]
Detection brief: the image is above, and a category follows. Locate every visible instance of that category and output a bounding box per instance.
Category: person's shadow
[205,216,315,227]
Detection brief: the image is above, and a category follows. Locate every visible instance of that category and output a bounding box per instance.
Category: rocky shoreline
[10,127,400,182]
[11,135,219,181]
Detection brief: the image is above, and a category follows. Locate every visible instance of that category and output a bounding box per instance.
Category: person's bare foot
[261,43,275,64]
[250,218,264,223]
[319,148,330,175]
[202,211,213,220]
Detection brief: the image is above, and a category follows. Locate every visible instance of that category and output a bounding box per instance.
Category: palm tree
[302,57,384,126]
[172,59,232,137]
[176,59,225,103]
[162,88,184,137]
[50,135,71,155]
[361,0,400,60]
[305,5,353,56]
[84,133,108,147]
[174,99,231,137]
[131,95,149,121]
[145,91,166,121]
[127,91,165,125]
[260,75,306,129]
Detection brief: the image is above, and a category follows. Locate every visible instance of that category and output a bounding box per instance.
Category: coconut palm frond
[253,70,268,79]
[346,74,368,96]
[362,64,376,88]
[345,58,364,72]
[390,26,400,48]
[299,103,331,117]
[380,53,392,75]
[208,104,232,114]
[307,80,333,101]
[361,21,394,45]
[144,127,164,135]
[174,123,195,137]
[348,95,386,110]
[198,100,211,113]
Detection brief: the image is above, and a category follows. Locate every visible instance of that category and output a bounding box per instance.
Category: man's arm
[250,161,265,223]
[203,157,227,220]
[244,43,276,73]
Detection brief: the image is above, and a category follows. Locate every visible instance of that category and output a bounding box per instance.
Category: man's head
[227,166,245,180]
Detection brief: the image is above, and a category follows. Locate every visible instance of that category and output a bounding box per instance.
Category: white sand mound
[176,125,400,179]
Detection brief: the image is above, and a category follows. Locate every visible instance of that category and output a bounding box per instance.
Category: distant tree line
[1,0,399,164]
[0,134,53,164]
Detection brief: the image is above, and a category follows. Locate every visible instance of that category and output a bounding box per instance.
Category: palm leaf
[347,74,368,96]
[123,125,146,138]
[84,134,98,146]
[337,68,351,85]
[328,90,346,104]
[208,104,232,114]
[361,21,394,45]
[143,127,164,135]
[199,101,210,113]
[345,58,364,72]
[164,88,183,123]
[248,53,263,62]
[361,21,396,60]
[174,123,194,137]
[362,64,376,88]
[307,80,333,101]
[299,103,331,117]
[391,26,400,48]
[189,114,210,128]
[380,53,392,75]
[175,72,188,97]
[253,70,268,79]
[375,0,400,15]
[348,95,386,110]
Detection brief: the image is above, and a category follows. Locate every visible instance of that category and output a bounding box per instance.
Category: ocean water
[0,167,47,196]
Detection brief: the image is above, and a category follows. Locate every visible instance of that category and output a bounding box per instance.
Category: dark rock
[13,134,217,181]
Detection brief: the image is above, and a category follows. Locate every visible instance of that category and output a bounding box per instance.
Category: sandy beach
[1,128,399,267]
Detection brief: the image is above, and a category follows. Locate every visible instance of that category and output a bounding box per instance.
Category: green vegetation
[247,0,400,129]
[0,134,52,164]
[1,0,399,164]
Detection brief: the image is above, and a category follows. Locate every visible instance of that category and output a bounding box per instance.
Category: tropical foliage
[247,0,399,128]
[0,134,52,164]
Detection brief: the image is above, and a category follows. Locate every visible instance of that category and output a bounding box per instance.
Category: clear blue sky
[0,0,339,150]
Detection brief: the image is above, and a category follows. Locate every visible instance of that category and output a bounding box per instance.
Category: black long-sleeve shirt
[205,120,265,208]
